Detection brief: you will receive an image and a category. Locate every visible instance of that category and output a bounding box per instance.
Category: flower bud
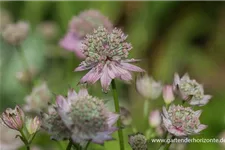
[149,110,161,128]
[26,116,41,135]
[2,21,29,45]
[163,85,175,105]
[1,105,24,131]
[128,133,148,150]
[136,74,162,100]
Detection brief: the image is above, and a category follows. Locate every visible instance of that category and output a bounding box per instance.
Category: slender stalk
[84,140,91,150]
[66,139,73,150]
[143,99,149,118]
[157,131,168,150]
[20,130,30,150]
[111,80,125,150]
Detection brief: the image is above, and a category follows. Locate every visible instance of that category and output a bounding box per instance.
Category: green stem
[66,139,73,150]
[20,130,30,150]
[143,99,149,119]
[158,131,168,150]
[84,140,91,150]
[164,136,174,150]
[111,80,125,150]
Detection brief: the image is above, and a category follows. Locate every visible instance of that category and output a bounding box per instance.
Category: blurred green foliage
[0,1,225,150]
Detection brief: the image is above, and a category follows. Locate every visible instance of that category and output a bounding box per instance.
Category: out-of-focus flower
[16,67,37,85]
[60,9,113,58]
[56,88,119,144]
[128,133,148,150]
[26,116,41,135]
[40,104,71,141]
[163,85,175,105]
[136,74,162,99]
[0,9,12,32]
[173,73,212,106]
[37,21,59,41]
[0,124,23,150]
[149,110,161,128]
[162,105,207,136]
[1,105,25,131]
[75,26,145,92]
[1,21,29,45]
[120,107,132,126]
[23,82,52,113]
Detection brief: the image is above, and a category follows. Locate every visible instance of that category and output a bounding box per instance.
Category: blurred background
[0,1,225,150]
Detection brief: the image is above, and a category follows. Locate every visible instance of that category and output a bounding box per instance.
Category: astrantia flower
[2,21,29,45]
[1,105,24,131]
[40,104,71,141]
[136,74,162,99]
[162,105,207,136]
[173,73,212,106]
[128,133,148,150]
[75,26,145,92]
[23,82,52,113]
[60,9,113,58]
[56,88,119,144]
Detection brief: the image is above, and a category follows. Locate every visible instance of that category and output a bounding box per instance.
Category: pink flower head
[173,73,212,106]
[60,9,113,59]
[149,110,161,128]
[163,85,175,105]
[1,105,25,131]
[162,104,207,136]
[75,26,145,92]
[56,88,119,144]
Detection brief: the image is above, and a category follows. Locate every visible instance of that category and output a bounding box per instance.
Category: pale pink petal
[121,59,141,63]
[107,113,119,126]
[120,62,145,72]
[91,132,114,144]
[181,73,190,80]
[162,116,172,130]
[100,66,112,91]
[74,63,97,71]
[194,110,202,118]
[88,65,103,84]
[173,73,180,90]
[195,124,207,133]
[56,95,70,112]
[162,107,169,118]
[79,68,96,84]
[113,64,132,81]
[78,88,89,97]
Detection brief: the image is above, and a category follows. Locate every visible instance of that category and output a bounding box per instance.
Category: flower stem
[66,139,73,150]
[20,130,30,150]
[84,140,91,150]
[143,99,149,119]
[111,80,125,150]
